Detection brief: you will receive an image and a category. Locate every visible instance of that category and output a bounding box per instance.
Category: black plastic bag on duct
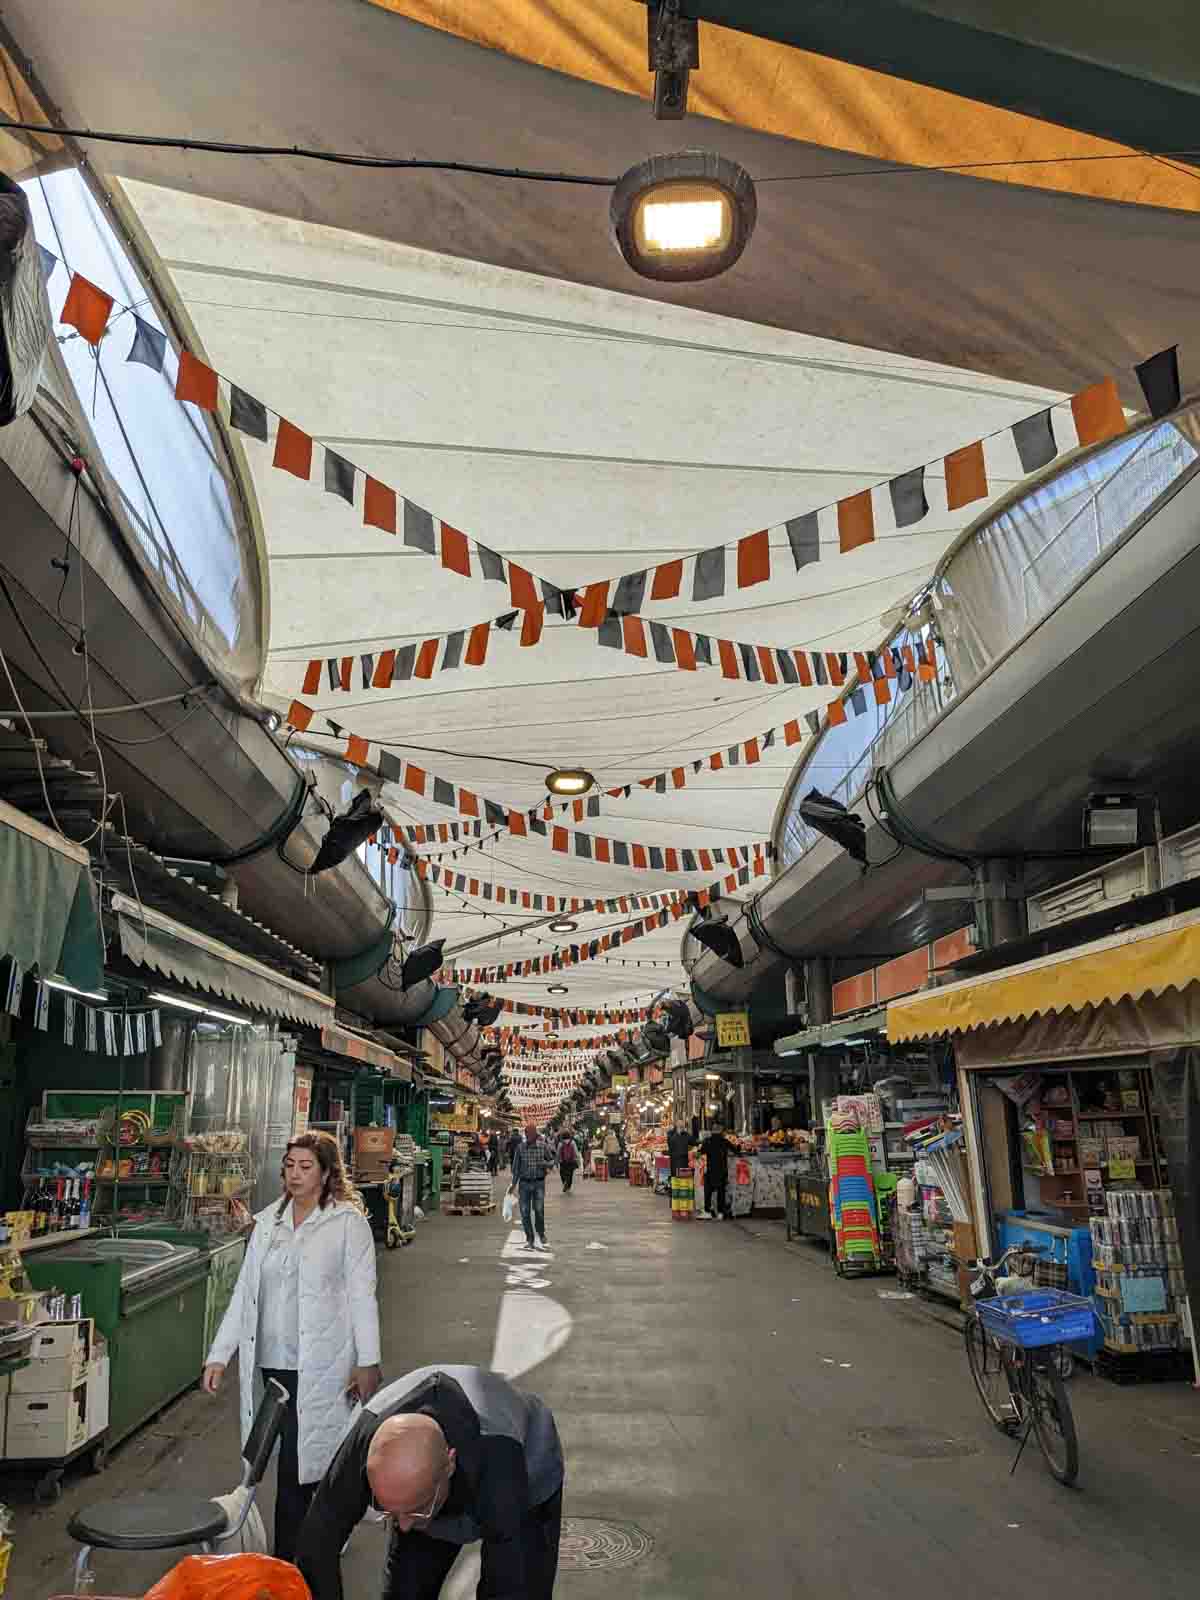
[0,176,51,427]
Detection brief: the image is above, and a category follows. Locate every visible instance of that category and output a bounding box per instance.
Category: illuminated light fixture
[547,984,569,995]
[148,990,250,1025]
[611,151,756,283]
[545,768,594,797]
[548,919,578,934]
[44,976,109,1002]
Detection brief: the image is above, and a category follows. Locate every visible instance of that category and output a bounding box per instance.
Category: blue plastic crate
[976,1289,1098,1349]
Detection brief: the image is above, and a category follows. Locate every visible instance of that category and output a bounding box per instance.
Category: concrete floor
[7,1177,1200,1599]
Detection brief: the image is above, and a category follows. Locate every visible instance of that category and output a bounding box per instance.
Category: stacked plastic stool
[827,1119,881,1273]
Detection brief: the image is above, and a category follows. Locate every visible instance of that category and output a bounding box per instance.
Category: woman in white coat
[203,1131,382,1560]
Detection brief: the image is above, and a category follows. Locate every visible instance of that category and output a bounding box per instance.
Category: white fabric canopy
[117,178,1063,1026]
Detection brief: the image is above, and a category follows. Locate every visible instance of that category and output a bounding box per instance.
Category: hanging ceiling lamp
[545,768,595,797]
[610,151,756,283]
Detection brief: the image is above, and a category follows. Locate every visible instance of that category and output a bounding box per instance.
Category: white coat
[207,1198,381,1484]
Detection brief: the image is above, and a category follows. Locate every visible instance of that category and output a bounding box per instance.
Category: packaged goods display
[1090,1189,1183,1353]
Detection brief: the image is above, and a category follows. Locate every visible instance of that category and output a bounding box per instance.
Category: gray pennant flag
[681,849,697,872]
[378,751,403,784]
[812,653,828,687]
[495,611,519,632]
[693,634,713,667]
[529,817,547,836]
[587,794,601,817]
[229,386,269,442]
[392,644,416,682]
[785,513,820,570]
[692,546,726,602]
[888,466,928,529]
[442,630,465,671]
[612,570,647,615]
[1012,409,1058,474]
[326,660,340,690]
[324,448,356,504]
[738,643,760,682]
[575,833,592,860]
[37,243,58,282]
[805,710,821,735]
[762,728,775,749]
[776,649,798,685]
[850,686,868,715]
[726,745,740,767]
[597,616,623,649]
[649,622,676,664]
[485,800,506,827]
[655,773,667,794]
[476,545,506,583]
[613,840,630,866]
[433,777,455,807]
[360,653,374,688]
[127,315,167,372]
[403,502,436,554]
[648,846,664,871]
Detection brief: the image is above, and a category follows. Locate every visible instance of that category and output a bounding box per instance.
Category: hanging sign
[1107,1156,1137,1180]
[716,1011,751,1048]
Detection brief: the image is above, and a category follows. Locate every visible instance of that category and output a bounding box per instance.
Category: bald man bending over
[294,1365,564,1600]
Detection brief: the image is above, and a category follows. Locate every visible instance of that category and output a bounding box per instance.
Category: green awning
[774,1008,888,1056]
[0,801,104,992]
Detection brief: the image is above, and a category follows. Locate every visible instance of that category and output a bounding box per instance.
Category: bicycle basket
[976,1289,1096,1349]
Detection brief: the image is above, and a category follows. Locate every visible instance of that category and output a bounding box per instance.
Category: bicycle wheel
[1030,1354,1079,1485]
[964,1313,1016,1430]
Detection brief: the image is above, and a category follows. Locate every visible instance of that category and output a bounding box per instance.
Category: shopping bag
[143,1553,311,1600]
[735,1158,751,1186]
[502,1189,515,1222]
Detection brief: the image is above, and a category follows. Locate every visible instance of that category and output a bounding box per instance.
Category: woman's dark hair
[276,1130,364,1217]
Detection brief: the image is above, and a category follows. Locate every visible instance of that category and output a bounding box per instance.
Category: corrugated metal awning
[887,908,1200,1043]
[113,894,334,1029]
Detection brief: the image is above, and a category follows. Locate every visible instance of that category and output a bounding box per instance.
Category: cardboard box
[24,1322,86,1363]
[86,1351,109,1438]
[5,1382,87,1458]
[11,1353,86,1395]
[353,1127,394,1157]
[953,1220,979,1306]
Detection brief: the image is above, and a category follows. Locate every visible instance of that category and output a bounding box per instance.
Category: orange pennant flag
[345,734,370,766]
[363,476,397,534]
[793,650,814,687]
[664,848,680,872]
[61,273,114,346]
[744,738,761,764]
[274,419,313,481]
[286,699,314,732]
[944,440,988,511]
[459,789,479,818]
[717,639,740,680]
[509,564,539,611]
[388,846,399,864]
[825,653,845,686]
[520,604,545,647]
[1071,377,1126,448]
[508,810,527,837]
[339,657,352,692]
[874,676,891,705]
[414,639,438,677]
[756,646,778,685]
[631,844,648,870]
[672,630,697,671]
[371,650,395,688]
[709,753,723,771]
[302,660,322,696]
[465,622,490,667]
[837,490,875,553]
[622,616,648,658]
[552,827,569,853]
[595,836,611,864]
[784,719,802,746]
[579,583,609,628]
[736,528,770,588]
[572,799,584,822]
[672,768,686,789]
[175,350,219,411]
[827,699,847,727]
[650,560,682,599]
[403,765,427,796]
[440,524,471,576]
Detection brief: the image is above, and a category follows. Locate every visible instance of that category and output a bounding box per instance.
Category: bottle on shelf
[78,1178,91,1231]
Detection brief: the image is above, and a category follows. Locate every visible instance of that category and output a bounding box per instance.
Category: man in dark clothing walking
[296,1364,564,1600]
[698,1120,738,1220]
[557,1129,579,1192]
[509,1120,557,1250]
[667,1120,695,1177]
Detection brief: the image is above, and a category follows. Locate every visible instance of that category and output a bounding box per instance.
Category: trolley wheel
[386,1227,401,1250]
[34,1470,63,1505]
[88,1439,109,1474]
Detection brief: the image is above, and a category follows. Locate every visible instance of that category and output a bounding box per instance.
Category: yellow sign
[611,1074,630,1088]
[1108,1156,1136,1180]
[716,1011,751,1048]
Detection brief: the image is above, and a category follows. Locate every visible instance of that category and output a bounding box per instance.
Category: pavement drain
[855,1425,980,1460]
[559,1517,654,1570]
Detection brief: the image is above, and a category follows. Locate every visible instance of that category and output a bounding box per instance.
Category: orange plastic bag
[144,1555,311,1600]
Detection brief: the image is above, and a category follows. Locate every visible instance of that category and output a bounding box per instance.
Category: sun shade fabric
[320,1024,412,1079]
[113,894,334,1028]
[887,909,1200,1043]
[0,803,104,993]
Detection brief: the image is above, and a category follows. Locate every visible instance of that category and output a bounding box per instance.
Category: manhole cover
[856,1425,979,1460]
[559,1518,654,1570]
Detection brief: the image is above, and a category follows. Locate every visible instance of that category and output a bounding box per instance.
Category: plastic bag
[502,1189,515,1222]
[143,1554,311,1600]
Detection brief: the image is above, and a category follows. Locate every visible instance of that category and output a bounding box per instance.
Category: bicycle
[962,1245,1092,1486]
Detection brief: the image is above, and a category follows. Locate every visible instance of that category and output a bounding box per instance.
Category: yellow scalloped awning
[887,911,1200,1043]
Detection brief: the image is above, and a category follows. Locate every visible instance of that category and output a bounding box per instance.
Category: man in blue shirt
[508,1119,557,1251]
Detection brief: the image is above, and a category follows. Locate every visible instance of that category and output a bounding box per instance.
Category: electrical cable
[0,684,216,718]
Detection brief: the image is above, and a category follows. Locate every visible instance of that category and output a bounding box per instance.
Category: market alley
[10,1178,1200,1600]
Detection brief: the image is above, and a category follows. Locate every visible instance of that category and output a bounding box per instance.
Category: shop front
[889,908,1200,1382]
